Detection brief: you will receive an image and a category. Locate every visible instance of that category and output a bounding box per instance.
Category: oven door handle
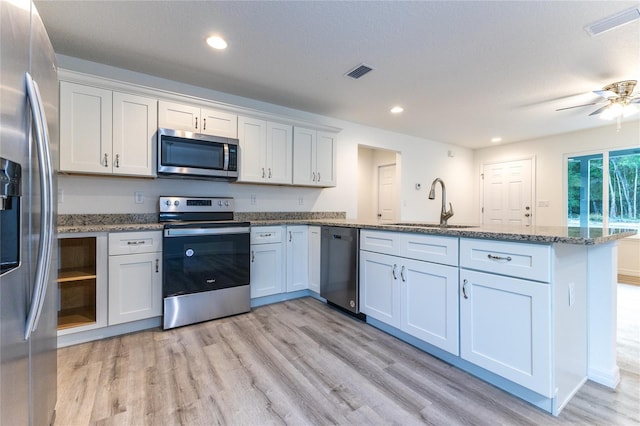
[164,227,250,237]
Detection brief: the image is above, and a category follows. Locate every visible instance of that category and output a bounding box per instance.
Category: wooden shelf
[58,306,96,330]
[58,268,97,283]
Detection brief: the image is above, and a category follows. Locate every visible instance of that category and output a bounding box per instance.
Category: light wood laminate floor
[56,285,640,425]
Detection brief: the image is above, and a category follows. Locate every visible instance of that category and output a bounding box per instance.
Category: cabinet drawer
[360,230,402,256]
[108,231,162,255]
[361,230,458,266]
[403,233,458,266]
[250,226,284,244]
[460,238,550,282]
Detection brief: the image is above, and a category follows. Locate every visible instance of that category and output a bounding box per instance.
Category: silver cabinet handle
[260,233,273,238]
[392,264,397,280]
[103,153,109,167]
[317,172,321,182]
[115,154,120,168]
[289,231,292,242]
[400,265,406,282]
[462,279,469,299]
[203,118,206,131]
[312,172,316,182]
[195,117,198,129]
[251,250,255,262]
[487,254,512,262]
[127,240,145,245]
[155,259,159,273]
[268,168,272,178]
[262,168,265,178]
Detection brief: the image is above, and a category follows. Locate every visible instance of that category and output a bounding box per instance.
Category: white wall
[474,122,640,226]
[474,121,640,277]
[56,55,477,223]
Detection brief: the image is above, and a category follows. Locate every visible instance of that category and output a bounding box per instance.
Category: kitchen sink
[388,222,479,229]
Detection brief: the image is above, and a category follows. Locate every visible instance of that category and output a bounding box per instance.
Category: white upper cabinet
[60,81,156,177]
[293,127,336,187]
[237,116,292,184]
[158,100,237,138]
[112,92,157,176]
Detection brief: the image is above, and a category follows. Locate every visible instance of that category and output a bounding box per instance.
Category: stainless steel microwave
[157,128,239,180]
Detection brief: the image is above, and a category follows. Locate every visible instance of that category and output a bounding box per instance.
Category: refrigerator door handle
[24,72,54,340]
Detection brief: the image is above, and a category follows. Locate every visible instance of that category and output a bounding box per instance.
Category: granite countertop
[58,213,637,245]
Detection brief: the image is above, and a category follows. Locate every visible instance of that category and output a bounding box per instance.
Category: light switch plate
[134,192,144,204]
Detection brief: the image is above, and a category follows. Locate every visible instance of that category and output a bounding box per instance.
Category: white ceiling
[34,1,640,149]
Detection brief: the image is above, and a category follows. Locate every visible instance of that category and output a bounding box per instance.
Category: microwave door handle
[223,143,230,171]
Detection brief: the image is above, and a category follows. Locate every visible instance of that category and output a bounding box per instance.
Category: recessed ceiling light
[390,106,404,114]
[206,35,228,50]
[491,137,502,143]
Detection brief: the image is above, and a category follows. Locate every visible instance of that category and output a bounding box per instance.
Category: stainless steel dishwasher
[320,226,362,317]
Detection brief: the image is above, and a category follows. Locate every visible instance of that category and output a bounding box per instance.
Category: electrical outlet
[298,196,304,205]
[134,191,144,204]
[250,194,257,205]
[58,189,64,203]
[538,200,550,208]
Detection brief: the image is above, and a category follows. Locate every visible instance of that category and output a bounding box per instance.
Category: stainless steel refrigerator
[0,0,58,424]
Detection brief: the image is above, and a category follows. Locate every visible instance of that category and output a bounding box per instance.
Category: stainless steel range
[159,196,250,329]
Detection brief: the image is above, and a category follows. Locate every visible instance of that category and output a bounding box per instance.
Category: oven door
[163,226,250,298]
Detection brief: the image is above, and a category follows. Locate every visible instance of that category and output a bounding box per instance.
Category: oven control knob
[224,201,230,207]
[218,201,223,206]
[174,200,180,206]
[165,200,171,206]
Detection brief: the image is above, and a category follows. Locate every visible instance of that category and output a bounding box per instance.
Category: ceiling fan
[556,80,640,120]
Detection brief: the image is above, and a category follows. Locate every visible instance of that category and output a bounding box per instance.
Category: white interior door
[378,164,396,221]
[482,158,533,225]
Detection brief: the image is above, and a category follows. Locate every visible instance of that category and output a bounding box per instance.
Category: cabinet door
[292,127,316,186]
[308,226,321,293]
[286,226,308,292]
[250,243,284,298]
[158,100,199,132]
[237,116,267,182]
[401,259,459,355]
[112,92,157,177]
[359,251,401,328]
[201,108,237,138]
[316,131,337,187]
[108,252,162,325]
[266,122,293,184]
[59,82,112,173]
[460,269,551,396]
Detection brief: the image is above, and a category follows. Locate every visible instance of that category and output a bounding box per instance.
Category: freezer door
[27,3,59,426]
[0,1,32,425]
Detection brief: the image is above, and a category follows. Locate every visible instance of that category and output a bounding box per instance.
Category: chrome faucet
[428,178,454,226]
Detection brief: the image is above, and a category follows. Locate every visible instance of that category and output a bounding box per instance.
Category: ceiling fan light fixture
[598,102,639,120]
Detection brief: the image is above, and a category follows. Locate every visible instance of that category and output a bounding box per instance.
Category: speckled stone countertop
[58,213,637,245]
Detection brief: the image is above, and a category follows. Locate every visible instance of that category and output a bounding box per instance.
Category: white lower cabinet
[286,226,309,292]
[359,230,460,355]
[459,269,551,396]
[108,231,162,325]
[250,227,285,298]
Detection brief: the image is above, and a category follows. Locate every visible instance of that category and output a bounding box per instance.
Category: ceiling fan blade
[593,89,619,99]
[555,102,598,112]
[589,104,611,116]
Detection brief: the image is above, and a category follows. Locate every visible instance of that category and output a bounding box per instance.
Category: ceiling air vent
[345,64,374,79]
[584,7,640,36]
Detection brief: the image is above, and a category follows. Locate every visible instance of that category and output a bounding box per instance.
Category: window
[567,148,640,230]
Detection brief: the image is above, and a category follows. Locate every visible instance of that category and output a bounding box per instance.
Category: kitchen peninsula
[58,213,636,415]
